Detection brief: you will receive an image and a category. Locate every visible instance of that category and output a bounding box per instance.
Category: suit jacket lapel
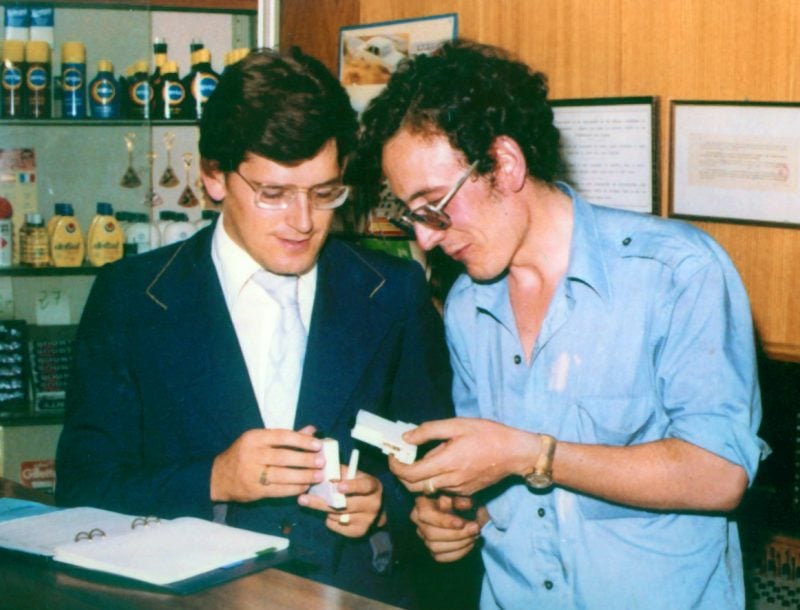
[144,227,264,437]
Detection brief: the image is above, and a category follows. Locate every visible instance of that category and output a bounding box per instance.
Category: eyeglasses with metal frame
[390,160,479,234]
[234,170,350,211]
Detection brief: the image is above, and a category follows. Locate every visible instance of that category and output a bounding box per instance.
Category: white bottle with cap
[126,213,152,255]
[162,212,195,246]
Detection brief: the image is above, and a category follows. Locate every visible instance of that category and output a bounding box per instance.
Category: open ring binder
[0,501,291,594]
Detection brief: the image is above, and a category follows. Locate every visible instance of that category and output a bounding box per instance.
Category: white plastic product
[162,212,195,246]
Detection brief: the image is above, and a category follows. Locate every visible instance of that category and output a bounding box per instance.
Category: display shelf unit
[0,0,257,484]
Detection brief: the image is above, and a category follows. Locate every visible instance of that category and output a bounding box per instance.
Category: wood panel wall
[282,0,800,361]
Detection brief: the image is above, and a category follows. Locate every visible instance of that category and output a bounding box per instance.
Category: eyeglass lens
[393,160,478,232]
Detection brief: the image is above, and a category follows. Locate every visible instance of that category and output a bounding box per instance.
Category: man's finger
[402,418,464,445]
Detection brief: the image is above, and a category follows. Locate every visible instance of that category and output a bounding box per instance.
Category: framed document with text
[671,100,800,226]
[551,97,659,214]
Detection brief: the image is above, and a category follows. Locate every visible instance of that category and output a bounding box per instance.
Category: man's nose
[286,194,313,232]
[413,223,445,251]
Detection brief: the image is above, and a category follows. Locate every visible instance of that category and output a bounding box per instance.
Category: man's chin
[261,252,321,276]
[465,264,508,284]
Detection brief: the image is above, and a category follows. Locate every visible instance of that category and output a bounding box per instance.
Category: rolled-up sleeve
[657,249,769,485]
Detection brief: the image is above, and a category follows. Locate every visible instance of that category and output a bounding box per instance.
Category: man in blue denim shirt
[351,40,769,608]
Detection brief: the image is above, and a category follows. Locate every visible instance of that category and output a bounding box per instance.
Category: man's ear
[490,136,527,193]
[200,158,227,203]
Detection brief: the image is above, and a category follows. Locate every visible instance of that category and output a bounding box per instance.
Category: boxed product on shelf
[27,324,76,415]
[0,319,30,418]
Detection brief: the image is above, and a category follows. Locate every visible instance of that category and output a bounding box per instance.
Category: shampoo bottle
[2,40,25,119]
[156,60,186,120]
[87,202,124,266]
[61,41,86,119]
[88,60,120,119]
[187,48,218,119]
[47,202,69,239]
[50,203,85,267]
[127,60,153,120]
[24,40,50,118]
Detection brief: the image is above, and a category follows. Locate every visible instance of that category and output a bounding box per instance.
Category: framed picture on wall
[671,100,800,226]
[551,96,659,214]
[338,13,457,114]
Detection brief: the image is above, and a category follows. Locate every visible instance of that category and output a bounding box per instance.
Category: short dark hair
[350,39,563,187]
[199,47,358,172]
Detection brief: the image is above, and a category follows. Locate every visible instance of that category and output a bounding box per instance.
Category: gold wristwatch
[523,433,557,489]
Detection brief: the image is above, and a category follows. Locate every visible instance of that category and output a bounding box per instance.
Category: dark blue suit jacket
[55,224,457,607]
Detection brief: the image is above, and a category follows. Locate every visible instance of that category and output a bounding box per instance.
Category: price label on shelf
[0,277,13,319]
[35,288,70,326]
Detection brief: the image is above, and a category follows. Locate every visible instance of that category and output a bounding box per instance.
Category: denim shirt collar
[557,181,612,303]
[473,182,611,325]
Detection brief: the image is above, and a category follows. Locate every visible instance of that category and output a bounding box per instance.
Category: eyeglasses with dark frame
[234,169,350,211]
[390,161,479,235]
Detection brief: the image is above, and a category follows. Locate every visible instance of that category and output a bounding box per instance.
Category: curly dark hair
[348,39,563,190]
[199,46,358,172]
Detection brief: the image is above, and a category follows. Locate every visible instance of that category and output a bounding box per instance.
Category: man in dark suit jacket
[55,47,463,608]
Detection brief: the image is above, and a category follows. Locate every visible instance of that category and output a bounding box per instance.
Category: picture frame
[338,13,457,114]
[551,96,659,214]
[670,100,800,226]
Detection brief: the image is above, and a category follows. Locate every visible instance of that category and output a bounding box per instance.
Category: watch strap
[524,433,557,489]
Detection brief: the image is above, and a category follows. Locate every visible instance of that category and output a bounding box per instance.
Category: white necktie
[253,271,307,428]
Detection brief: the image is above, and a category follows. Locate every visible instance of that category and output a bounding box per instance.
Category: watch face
[525,472,552,489]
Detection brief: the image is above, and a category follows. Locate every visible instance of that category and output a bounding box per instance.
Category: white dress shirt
[211,214,316,429]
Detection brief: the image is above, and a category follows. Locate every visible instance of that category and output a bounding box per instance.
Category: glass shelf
[0,414,64,427]
[0,266,100,277]
[0,119,197,127]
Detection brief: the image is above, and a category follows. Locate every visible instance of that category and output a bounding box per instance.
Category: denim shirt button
[538,508,546,517]
[513,354,522,365]
[544,580,554,590]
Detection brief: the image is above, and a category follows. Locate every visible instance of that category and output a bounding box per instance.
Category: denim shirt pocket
[572,396,665,520]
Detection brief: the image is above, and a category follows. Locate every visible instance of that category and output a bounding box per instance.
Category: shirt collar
[472,182,611,320]
[557,182,611,302]
[211,212,318,312]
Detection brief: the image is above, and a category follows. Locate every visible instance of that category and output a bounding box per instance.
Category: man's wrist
[522,433,557,489]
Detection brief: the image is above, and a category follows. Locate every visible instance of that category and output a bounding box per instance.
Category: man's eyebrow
[405,185,442,204]
[253,176,344,188]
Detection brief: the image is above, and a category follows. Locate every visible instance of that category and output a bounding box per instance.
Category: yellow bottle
[47,202,68,240]
[86,202,124,266]
[50,203,85,267]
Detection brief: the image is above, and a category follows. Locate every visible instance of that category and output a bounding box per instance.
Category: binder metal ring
[130,515,161,529]
[74,527,106,542]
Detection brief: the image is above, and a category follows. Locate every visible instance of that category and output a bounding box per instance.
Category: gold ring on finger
[338,513,350,525]
[424,478,437,496]
[259,466,271,486]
